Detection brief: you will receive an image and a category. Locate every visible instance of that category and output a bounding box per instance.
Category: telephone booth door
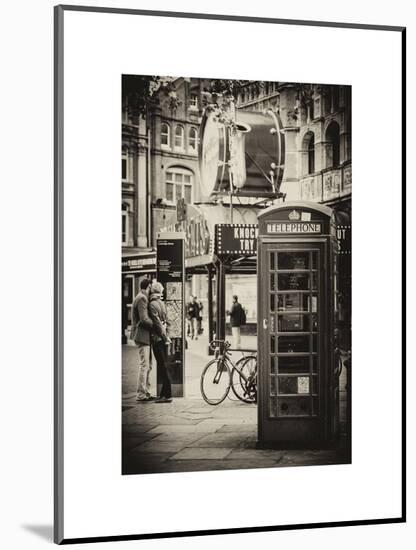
[257,202,338,447]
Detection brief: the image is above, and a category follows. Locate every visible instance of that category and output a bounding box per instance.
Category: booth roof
[257,200,333,219]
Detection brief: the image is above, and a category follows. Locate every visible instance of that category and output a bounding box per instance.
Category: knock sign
[215,224,259,256]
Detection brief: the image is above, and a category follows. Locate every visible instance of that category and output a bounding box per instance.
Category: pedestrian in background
[227,295,246,349]
[149,281,172,403]
[130,278,156,402]
[197,299,203,335]
[186,296,200,340]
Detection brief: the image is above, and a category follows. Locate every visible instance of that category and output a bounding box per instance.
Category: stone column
[278,84,301,200]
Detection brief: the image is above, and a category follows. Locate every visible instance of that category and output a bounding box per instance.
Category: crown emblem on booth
[288,210,301,220]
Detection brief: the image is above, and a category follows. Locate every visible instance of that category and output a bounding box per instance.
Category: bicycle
[200,339,257,405]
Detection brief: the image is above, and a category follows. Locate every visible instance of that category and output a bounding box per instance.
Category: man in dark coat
[227,295,245,349]
[130,278,155,401]
[186,296,200,340]
[148,281,172,403]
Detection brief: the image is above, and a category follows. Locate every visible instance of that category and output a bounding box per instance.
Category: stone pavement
[122,329,349,475]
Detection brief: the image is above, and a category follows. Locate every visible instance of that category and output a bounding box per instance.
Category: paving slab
[216,424,257,434]
[149,432,205,443]
[122,434,159,451]
[134,440,190,453]
[226,448,284,461]
[187,433,251,449]
[153,459,278,473]
[122,425,159,435]
[146,424,219,434]
[169,447,233,460]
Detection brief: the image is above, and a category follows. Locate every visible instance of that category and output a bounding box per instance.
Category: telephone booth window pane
[311,271,318,290]
[312,251,318,269]
[270,376,277,396]
[278,397,311,416]
[278,356,310,374]
[270,273,275,291]
[270,355,277,375]
[278,252,310,270]
[270,294,275,312]
[312,397,319,415]
[278,335,310,353]
[270,334,276,353]
[278,376,298,394]
[278,273,310,290]
[278,293,312,311]
[312,355,319,373]
[309,295,318,312]
[312,334,318,352]
[312,375,319,394]
[278,313,317,332]
[270,314,275,332]
[270,252,275,270]
[278,376,310,395]
[269,398,277,418]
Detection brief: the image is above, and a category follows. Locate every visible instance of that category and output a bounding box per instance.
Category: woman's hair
[150,281,164,295]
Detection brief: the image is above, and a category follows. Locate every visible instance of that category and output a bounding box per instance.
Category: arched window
[174,125,184,149]
[161,123,170,148]
[189,127,198,152]
[165,167,193,204]
[325,121,340,168]
[302,132,315,176]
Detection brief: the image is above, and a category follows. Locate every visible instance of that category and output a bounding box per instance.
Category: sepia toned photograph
[121,75,352,475]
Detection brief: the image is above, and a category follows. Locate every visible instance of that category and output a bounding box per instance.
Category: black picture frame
[54,4,406,544]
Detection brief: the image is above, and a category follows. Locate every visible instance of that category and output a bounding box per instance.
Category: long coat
[229,302,244,327]
[130,291,153,346]
[148,294,169,345]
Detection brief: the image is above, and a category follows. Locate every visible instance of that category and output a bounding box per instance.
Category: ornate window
[189,127,198,152]
[161,123,170,148]
[165,167,193,204]
[174,125,184,150]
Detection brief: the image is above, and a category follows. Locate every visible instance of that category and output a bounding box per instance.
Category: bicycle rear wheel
[231,355,257,403]
[200,359,231,405]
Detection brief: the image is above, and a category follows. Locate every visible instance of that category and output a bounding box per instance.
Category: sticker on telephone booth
[297,376,310,394]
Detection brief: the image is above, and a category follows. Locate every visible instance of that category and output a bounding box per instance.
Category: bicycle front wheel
[200,359,231,405]
[231,355,257,403]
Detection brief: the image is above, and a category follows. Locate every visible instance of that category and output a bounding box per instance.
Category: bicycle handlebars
[209,339,231,351]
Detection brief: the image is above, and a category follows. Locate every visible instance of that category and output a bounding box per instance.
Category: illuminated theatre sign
[216,224,259,256]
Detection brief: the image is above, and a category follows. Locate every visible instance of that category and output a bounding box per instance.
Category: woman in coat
[148,281,172,403]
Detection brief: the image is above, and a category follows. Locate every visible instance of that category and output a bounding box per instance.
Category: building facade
[122,78,351,347]
[121,78,203,338]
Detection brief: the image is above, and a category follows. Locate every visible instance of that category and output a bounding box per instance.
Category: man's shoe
[155,397,172,403]
[145,395,157,401]
[136,395,154,402]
